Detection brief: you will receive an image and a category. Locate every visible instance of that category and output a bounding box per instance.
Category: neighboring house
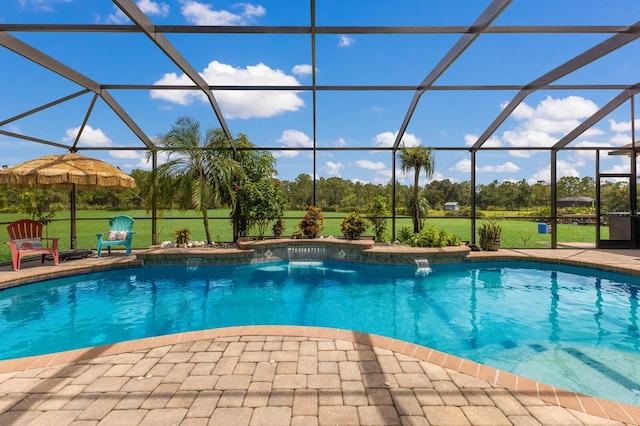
[444,202,459,211]
[557,196,594,208]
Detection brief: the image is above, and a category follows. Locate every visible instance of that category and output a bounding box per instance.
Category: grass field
[0,210,607,263]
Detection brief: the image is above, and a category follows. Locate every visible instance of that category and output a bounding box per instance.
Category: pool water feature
[1,260,639,405]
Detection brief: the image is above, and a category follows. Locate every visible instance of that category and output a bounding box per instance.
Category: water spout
[414,258,432,276]
[288,246,326,275]
[187,257,202,270]
[288,246,325,263]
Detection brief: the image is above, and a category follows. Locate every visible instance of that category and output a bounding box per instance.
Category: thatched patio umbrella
[0,152,136,249]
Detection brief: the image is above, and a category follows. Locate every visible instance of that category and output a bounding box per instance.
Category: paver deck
[1,248,640,425]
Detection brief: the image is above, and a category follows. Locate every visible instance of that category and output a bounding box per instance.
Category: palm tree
[148,116,243,244]
[398,145,435,233]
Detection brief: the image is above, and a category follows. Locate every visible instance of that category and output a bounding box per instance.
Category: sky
[1,0,640,187]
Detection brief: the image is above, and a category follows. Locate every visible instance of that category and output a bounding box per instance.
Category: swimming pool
[1,260,639,405]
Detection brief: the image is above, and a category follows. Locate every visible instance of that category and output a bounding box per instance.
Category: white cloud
[180,0,265,25]
[108,150,142,160]
[63,125,112,147]
[373,169,393,185]
[278,129,313,147]
[138,0,170,16]
[18,0,70,12]
[602,161,631,174]
[426,171,447,183]
[609,118,640,133]
[453,159,471,172]
[464,133,501,147]
[502,128,557,149]
[452,159,519,173]
[338,35,354,47]
[238,3,266,18]
[108,0,170,23]
[335,137,346,147]
[151,61,304,118]
[273,129,312,158]
[510,102,534,120]
[325,161,343,176]
[501,96,601,158]
[292,64,313,75]
[356,159,385,170]
[610,132,632,146]
[526,160,579,184]
[373,131,421,148]
[469,96,594,151]
[464,134,476,146]
[477,161,520,173]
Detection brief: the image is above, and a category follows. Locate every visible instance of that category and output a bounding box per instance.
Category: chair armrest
[41,237,59,249]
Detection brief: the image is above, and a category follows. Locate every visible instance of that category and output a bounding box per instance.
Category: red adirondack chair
[6,219,59,271]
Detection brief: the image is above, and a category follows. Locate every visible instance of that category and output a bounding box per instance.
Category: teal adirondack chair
[96,215,135,258]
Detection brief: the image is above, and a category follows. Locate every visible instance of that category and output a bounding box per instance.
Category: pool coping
[2,247,640,423]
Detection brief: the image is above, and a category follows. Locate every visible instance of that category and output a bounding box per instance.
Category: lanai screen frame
[1,0,639,248]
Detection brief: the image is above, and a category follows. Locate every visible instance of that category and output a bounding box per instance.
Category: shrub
[366,196,389,242]
[340,211,368,240]
[398,225,462,248]
[172,227,191,247]
[299,205,325,239]
[397,226,413,244]
[272,218,285,238]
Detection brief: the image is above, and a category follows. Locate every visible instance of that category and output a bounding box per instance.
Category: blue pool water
[1,260,640,405]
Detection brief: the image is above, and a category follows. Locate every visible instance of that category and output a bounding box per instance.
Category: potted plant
[340,211,368,240]
[478,221,502,251]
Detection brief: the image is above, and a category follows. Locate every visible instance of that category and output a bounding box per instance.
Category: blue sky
[1,0,640,186]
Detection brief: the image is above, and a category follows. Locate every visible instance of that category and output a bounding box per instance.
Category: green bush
[340,211,368,240]
[397,226,413,244]
[401,224,462,248]
[366,196,389,242]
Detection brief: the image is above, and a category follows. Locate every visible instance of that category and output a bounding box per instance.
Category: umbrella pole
[70,185,77,250]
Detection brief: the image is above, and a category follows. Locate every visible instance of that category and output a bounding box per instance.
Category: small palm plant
[172,227,192,248]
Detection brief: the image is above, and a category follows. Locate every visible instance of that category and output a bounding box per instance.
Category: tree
[235,177,284,238]
[366,196,390,242]
[286,174,314,209]
[398,145,435,233]
[220,133,284,239]
[147,116,243,244]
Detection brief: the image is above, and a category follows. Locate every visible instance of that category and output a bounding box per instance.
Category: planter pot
[480,238,501,251]
[486,239,501,251]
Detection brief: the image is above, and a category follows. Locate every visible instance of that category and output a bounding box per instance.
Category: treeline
[1,171,626,216]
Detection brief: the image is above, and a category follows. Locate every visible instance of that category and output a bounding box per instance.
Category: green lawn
[0,210,606,263]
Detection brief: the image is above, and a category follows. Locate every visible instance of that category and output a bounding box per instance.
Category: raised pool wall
[136,238,471,266]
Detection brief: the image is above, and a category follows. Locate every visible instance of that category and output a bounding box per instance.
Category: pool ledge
[138,238,472,266]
